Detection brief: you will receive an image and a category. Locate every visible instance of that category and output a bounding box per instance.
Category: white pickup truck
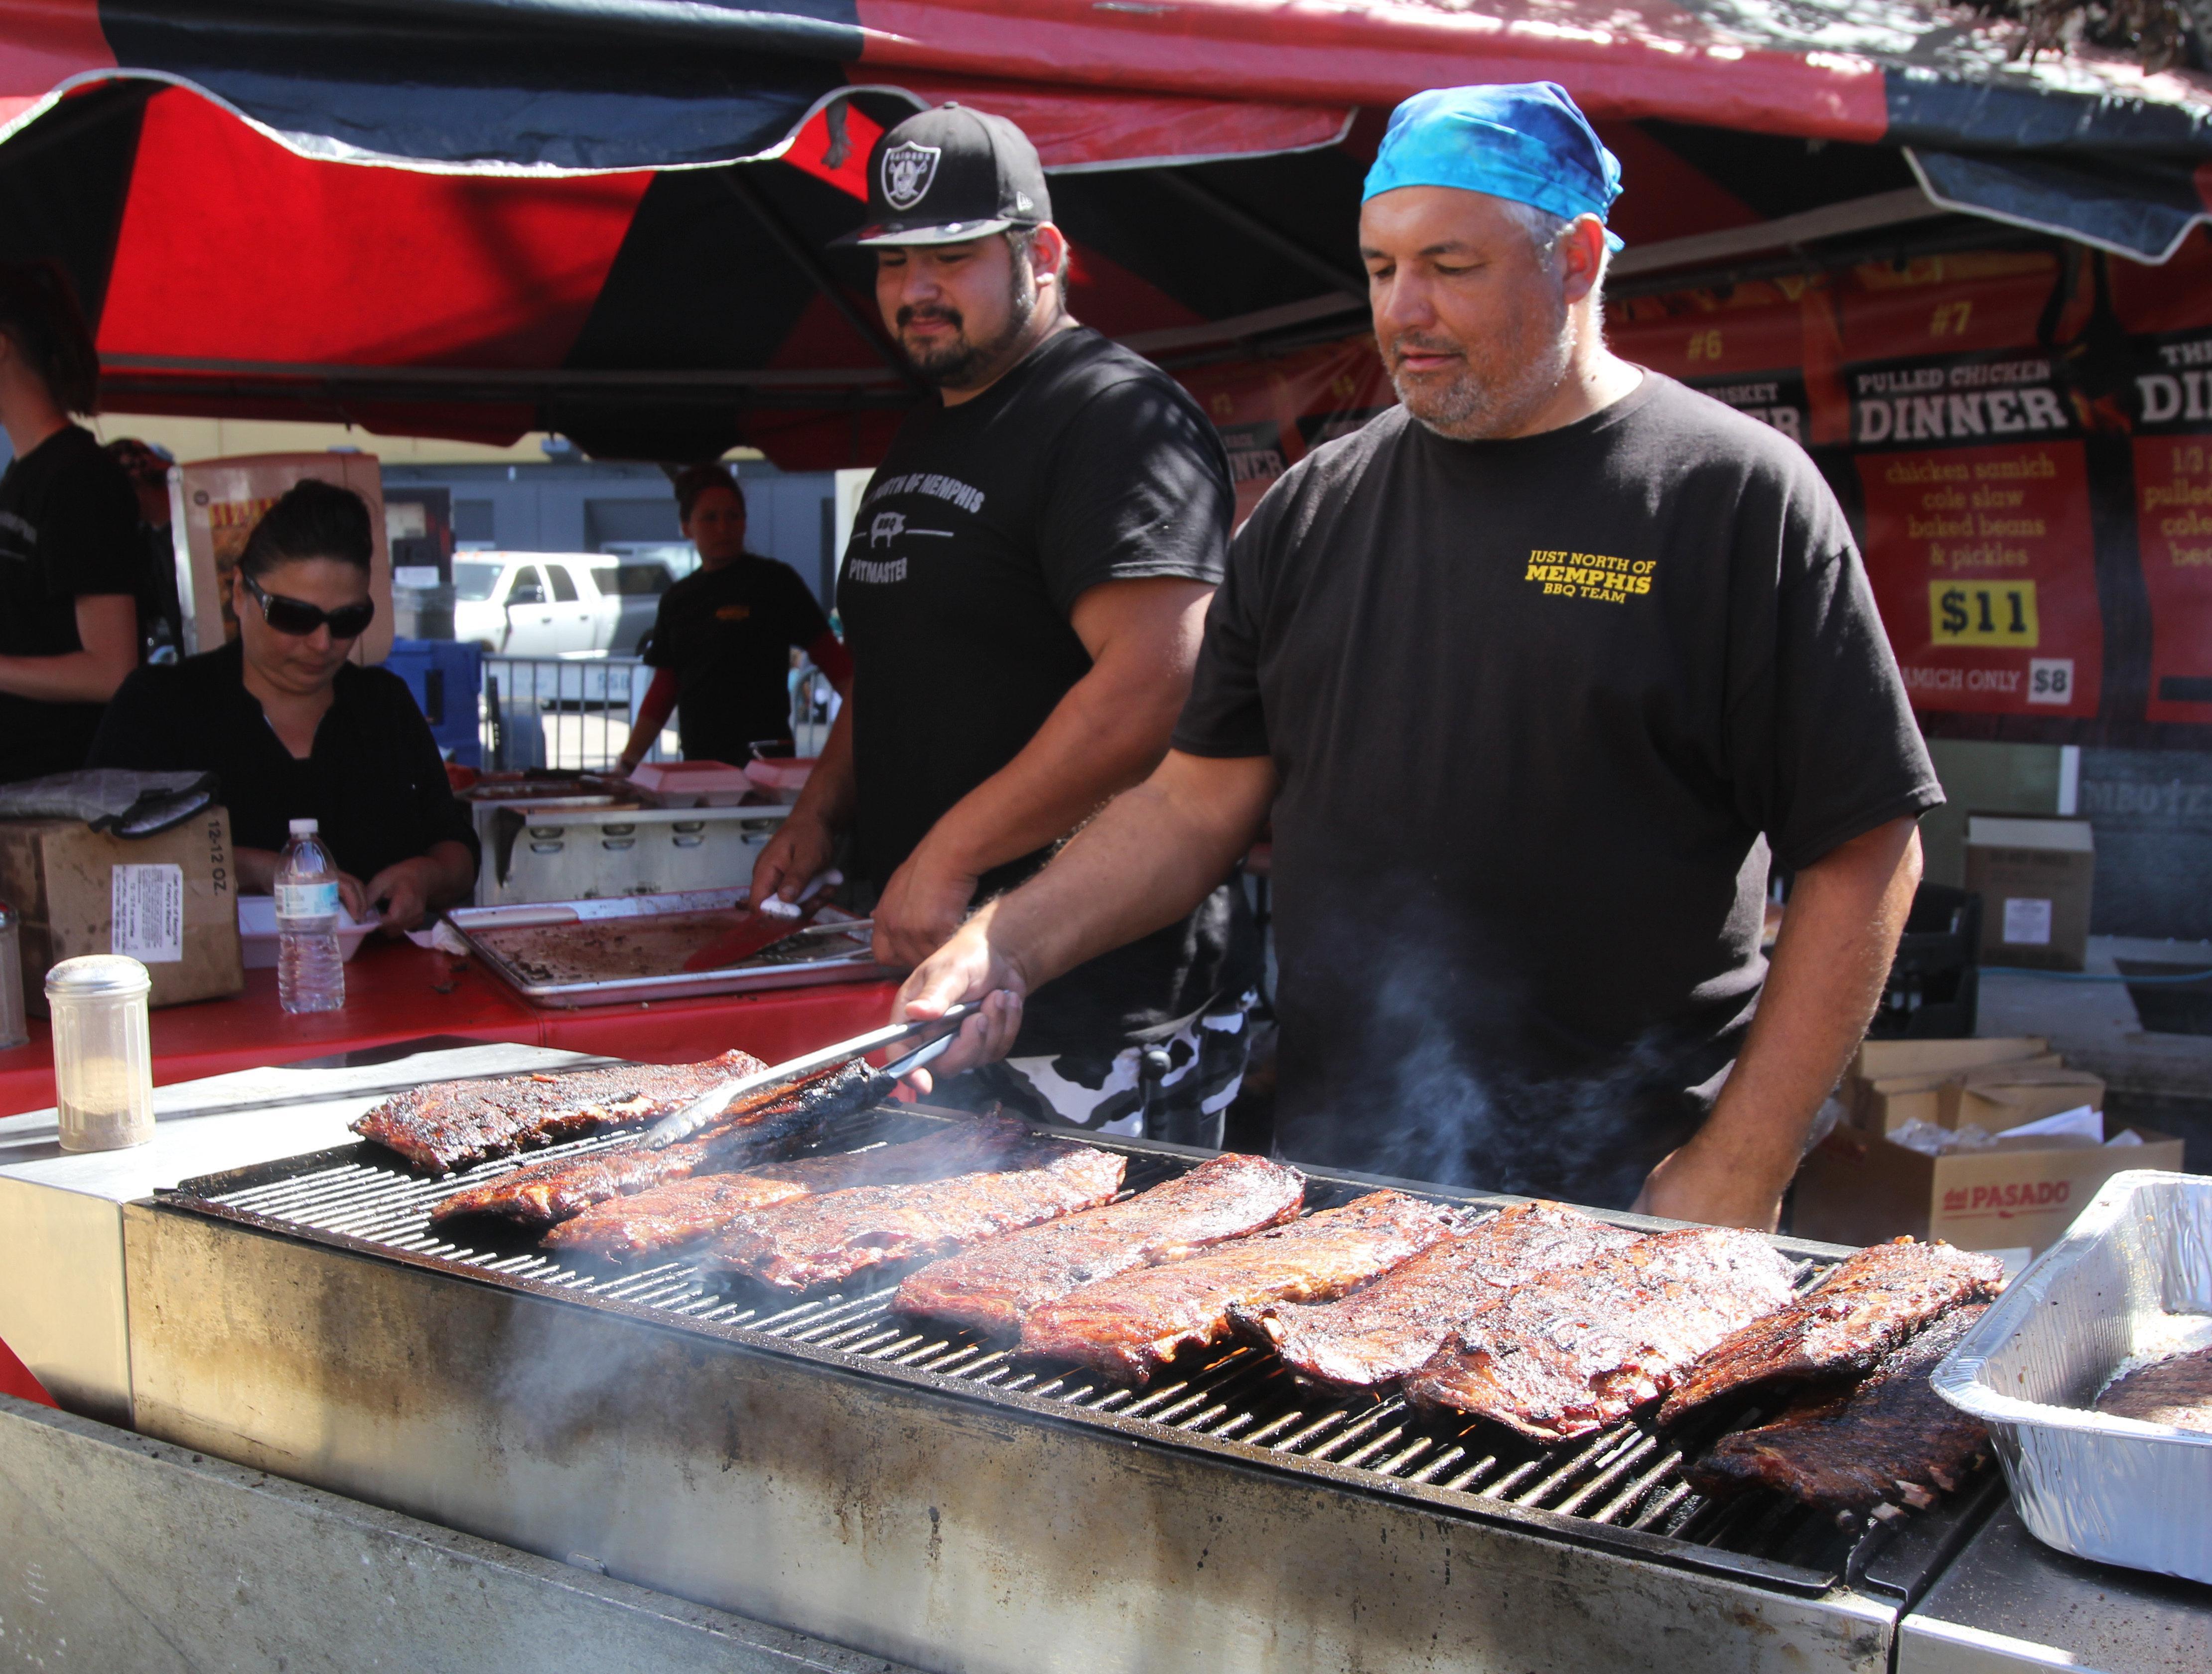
[452,554,679,656]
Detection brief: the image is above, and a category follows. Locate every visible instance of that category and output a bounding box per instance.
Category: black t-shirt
[838,325,1258,1058]
[0,425,143,781]
[643,555,830,763]
[88,640,480,883]
[1175,375,1942,1207]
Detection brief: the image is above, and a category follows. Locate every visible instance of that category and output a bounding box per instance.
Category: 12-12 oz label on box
[112,863,185,963]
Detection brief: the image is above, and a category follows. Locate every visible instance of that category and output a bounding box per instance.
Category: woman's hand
[335,872,372,923]
[362,859,435,933]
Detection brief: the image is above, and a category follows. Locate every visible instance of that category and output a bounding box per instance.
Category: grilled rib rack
[156,1104,1995,1605]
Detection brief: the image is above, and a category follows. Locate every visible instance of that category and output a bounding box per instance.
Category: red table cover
[0,938,901,1118]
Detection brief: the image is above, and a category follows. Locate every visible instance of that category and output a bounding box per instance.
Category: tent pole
[720,170,928,396]
[1149,173,1368,303]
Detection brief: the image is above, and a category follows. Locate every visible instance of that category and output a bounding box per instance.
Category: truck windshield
[453,562,502,601]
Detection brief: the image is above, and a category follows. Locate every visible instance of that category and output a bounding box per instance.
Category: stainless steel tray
[1932,1170,2212,1583]
[447,888,895,1008]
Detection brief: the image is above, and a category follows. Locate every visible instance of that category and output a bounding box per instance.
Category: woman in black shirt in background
[92,479,478,933]
[0,262,141,781]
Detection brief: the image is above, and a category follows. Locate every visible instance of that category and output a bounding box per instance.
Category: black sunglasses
[240,571,375,640]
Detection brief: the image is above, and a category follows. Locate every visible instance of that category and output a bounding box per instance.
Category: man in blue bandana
[896,84,1942,1229]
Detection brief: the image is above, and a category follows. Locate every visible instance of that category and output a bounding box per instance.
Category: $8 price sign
[1929,580,2039,646]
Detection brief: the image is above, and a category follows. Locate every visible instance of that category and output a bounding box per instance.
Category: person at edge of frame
[0,261,143,783]
[748,104,1262,1145]
[615,464,852,775]
[890,84,1941,1227]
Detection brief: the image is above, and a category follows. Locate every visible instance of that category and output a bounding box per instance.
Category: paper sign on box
[1964,815,2094,972]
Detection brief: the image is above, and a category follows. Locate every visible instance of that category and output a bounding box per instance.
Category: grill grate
[166,1109,1982,1600]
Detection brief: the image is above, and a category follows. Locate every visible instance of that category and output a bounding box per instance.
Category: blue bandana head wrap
[1363,83,1624,253]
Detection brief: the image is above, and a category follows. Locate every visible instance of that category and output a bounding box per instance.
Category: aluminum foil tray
[1932,1170,2212,1582]
[448,888,895,1007]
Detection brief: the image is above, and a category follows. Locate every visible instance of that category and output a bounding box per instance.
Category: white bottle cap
[289,818,319,836]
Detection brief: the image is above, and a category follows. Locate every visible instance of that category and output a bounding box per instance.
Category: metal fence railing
[480,654,839,772]
[480,655,653,773]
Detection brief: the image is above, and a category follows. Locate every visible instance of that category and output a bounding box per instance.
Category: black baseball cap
[835,104,1052,248]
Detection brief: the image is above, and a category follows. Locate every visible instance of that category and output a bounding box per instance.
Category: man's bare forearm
[788,699,858,834]
[925,657,1187,882]
[1637,817,1922,1228]
[978,751,1275,993]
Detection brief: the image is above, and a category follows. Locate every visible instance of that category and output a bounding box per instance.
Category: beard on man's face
[1385,286,1574,442]
[895,256,1038,388]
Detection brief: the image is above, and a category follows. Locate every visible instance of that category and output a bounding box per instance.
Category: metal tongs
[638,1002,976,1151]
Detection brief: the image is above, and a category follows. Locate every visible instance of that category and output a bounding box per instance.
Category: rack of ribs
[894,1153,1306,1337]
[701,1140,1126,1296]
[1230,1202,1643,1393]
[2096,1346,2212,1433]
[544,1115,1036,1260]
[1019,1190,1458,1384]
[1658,1238,2005,1426]
[1688,1302,1991,1511]
[427,1060,881,1230]
[1403,1226,1799,1442]
[354,1049,767,1173]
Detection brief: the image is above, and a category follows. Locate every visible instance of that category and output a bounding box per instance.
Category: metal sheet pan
[1932,1170,2212,1583]
[448,888,894,1008]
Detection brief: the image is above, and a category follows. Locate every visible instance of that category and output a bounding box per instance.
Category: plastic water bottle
[275,818,345,1014]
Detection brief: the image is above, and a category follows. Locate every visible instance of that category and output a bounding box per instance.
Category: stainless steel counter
[0,1038,598,1421]
[1900,1505,2212,1673]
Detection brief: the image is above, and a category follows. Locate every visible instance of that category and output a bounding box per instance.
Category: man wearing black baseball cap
[751,104,1259,1141]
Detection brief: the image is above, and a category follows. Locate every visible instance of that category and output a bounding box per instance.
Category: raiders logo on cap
[835,104,1053,249]
[881,142,941,211]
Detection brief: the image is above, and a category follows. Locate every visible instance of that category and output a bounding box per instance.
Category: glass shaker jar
[47,954,154,1152]
[0,900,26,1051]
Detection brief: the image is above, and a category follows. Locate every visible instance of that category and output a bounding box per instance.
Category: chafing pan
[1932,1169,2212,1582]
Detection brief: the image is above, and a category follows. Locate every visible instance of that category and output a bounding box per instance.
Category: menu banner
[1848,351,2099,717]
[2128,329,2212,723]
[1688,370,1810,447]
[1850,354,2074,448]
[1180,336,1393,527]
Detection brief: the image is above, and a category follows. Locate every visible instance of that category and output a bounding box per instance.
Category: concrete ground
[1977,935,2212,1173]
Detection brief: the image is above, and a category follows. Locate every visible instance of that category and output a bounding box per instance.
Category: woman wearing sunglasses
[91,479,478,932]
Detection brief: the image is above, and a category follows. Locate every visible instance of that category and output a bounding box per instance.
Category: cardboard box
[1939,1063,2105,1132]
[0,812,245,1013]
[1965,814,2094,972]
[1849,1037,2049,1083]
[1844,1037,2049,1132]
[1794,1124,2185,1261]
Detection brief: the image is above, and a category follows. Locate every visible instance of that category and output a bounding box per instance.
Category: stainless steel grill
[159,1106,1991,1605]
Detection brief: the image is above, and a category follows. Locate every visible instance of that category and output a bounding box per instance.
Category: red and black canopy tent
[5,0,2212,742]
[1,0,2208,469]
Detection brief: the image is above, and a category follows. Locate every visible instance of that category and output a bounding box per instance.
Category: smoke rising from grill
[1271,891,1750,1210]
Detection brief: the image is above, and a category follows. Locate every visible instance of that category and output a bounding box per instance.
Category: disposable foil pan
[1932,1170,2212,1582]
[447,889,894,1007]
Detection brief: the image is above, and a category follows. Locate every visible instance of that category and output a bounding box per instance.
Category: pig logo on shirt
[870,511,905,548]
[881,143,941,212]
